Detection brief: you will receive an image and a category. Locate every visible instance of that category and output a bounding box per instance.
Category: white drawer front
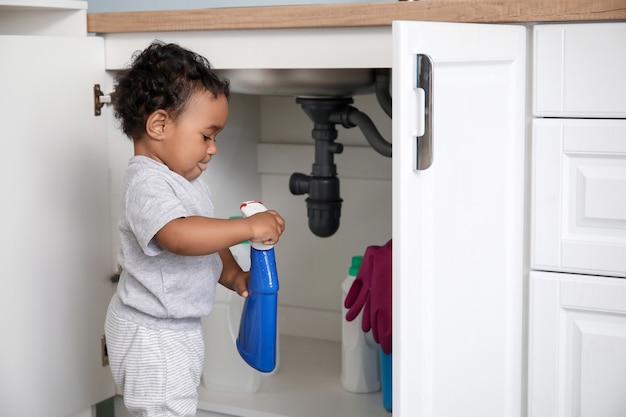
[532,119,626,277]
[533,22,626,118]
[528,271,626,417]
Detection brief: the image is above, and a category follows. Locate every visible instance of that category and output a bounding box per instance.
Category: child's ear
[145,109,170,140]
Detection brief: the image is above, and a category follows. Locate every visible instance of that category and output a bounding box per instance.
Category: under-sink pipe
[290,98,349,237]
[290,70,393,236]
[329,106,392,158]
[375,68,392,118]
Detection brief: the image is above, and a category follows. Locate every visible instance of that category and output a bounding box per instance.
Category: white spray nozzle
[240,201,268,217]
[240,201,273,250]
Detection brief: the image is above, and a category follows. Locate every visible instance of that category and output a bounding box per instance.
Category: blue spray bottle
[236,201,280,373]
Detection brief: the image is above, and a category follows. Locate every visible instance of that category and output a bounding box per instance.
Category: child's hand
[247,210,285,246]
[218,248,250,298]
[223,269,250,298]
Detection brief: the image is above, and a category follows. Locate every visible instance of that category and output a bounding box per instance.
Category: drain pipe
[290,70,393,237]
[329,106,392,157]
[289,98,348,237]
[375,68,392,118]
[330,68,392,158]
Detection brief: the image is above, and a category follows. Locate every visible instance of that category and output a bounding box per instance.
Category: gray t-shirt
[112,155,222,330]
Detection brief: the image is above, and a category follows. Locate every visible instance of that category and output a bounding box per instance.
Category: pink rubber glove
[344,245,379,331]
[370,239,392,354]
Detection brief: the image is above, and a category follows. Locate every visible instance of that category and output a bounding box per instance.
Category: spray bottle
[236,201,280,373]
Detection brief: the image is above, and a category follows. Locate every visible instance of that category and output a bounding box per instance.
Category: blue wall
[87,0,395,13]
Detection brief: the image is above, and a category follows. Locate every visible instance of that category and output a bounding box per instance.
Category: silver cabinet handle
[416,54,433,170]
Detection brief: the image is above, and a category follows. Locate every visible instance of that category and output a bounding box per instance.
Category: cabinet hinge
[93,84,112,116]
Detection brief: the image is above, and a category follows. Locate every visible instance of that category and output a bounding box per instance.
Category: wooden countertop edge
[87,0,626,33]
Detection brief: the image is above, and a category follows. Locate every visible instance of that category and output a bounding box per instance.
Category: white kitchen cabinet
[531,23,626,277]
[528,271,626,417]
[102,23,527,417]
[2,4,527,416]
[529,22,626,417]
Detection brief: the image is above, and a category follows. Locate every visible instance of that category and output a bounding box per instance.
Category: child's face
[161,90,229,181]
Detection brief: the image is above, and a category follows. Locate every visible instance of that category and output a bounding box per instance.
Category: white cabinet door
[528,271,626,417]
[0,36,115,417]
[532,118,626,277]
[392,21,526,417]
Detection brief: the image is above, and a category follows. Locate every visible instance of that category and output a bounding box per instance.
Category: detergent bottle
[341,255,381,393]
[236,201,280,373]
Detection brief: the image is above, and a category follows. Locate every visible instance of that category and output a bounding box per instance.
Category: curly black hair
[112,40,230,140]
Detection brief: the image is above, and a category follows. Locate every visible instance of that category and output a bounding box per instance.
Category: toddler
[104,41,285,417]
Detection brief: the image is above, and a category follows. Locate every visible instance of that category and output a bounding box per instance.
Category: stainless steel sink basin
[216,68,375,97]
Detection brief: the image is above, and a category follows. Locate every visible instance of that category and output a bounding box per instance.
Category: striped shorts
[105,305,205,417]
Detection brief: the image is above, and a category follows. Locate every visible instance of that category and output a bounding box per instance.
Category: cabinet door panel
[0,36,115,417]
[532,118,626,277]
[529,271,626,417]
[392,21,526,417]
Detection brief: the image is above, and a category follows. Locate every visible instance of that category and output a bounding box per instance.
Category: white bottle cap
[240,201,274,250]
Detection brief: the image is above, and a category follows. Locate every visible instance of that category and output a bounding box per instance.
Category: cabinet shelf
[0,0,87,36]
[197,335,388,417]
[0,0,86,11]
